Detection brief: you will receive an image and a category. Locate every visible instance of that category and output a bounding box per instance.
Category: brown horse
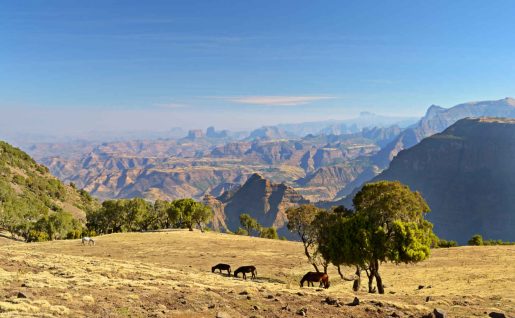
[212,263,231,276]
[234,265,257,280]
[300,272,330,289]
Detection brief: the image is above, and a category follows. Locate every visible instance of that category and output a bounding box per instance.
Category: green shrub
[482,239,515,245]
[235,227,248,236]
[259,227,278,239]
[27,230,49,242]
[437,239,458,248]
[468,234,483,246]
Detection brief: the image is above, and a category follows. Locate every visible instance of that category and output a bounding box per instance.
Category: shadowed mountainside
[374,97,515,167]
[346,117,515,243]
[204,173,309,237]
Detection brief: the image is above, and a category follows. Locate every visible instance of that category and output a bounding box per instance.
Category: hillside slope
[0,141,97,231]
[367,118,515,243]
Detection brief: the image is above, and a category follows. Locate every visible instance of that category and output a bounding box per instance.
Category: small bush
[437,239,458,248]
[259,227,278,239]
[27,230,49,242]
[483,239,515,245]
[235,228,248,236]
[468,234,483,246]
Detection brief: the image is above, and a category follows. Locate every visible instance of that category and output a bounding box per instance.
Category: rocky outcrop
[210,142,252,157]
[202,194,228,231]
[206,127,229,139]
[207,173,309,236]
[248,126,292,140]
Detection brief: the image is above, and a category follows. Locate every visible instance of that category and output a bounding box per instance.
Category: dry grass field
[0,230,513,317]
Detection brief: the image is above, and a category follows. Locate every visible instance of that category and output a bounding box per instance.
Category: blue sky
[2,0,515,135]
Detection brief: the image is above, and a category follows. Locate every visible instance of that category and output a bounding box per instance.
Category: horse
[212,263,231,276]
[82,237,95,246]
[300,272,330,289]
[234,265,257,280]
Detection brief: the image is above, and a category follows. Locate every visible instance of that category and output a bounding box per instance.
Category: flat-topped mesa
[474,116,515,124]
[187,129,204,140]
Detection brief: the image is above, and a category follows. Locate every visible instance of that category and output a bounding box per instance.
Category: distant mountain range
[10,97,515,242]
[38,127,394,202]
[373,97,515,168]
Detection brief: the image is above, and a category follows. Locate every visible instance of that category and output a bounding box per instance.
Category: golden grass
[0,230,513,317]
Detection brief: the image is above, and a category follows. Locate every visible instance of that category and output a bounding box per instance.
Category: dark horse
[234,265,257,280]
[300,272,330,289]
[212,263,231,276]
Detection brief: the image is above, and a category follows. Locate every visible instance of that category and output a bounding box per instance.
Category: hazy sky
[2,1,515,136]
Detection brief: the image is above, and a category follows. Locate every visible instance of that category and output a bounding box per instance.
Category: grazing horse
[234,266,257,280]
[300,272,330,289]
[82,237,95,246]
[212,263,231,276]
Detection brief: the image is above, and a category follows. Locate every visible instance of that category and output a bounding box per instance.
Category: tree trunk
[337,265,344,279]
[352,266,361,292]
[366,269,375,293]
[374,260,384,294]
[302,243,319,272]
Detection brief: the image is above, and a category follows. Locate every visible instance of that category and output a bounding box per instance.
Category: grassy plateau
[0,230,513,317]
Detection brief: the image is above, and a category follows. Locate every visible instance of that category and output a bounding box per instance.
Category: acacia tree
[315,206,365,291]
[190,202,213,232]
[286,205,327,273]
[170,199,212,231]
[124,198,149,231]
[352,181,434,294]
[239,213,261,236]
[151,200,172,229]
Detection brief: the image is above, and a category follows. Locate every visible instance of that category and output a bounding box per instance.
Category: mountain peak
[247,173,266,182]
[504,97,515,106]
[425,104,445,117]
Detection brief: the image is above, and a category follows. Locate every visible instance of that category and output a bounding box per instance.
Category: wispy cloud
[217,95,337,106]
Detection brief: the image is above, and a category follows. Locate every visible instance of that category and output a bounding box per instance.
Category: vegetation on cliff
[0,141,98,241]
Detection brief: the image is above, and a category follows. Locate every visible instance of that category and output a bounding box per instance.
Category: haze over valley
[2,2,515,317]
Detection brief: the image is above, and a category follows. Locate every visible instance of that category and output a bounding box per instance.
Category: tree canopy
[312,181,435,293]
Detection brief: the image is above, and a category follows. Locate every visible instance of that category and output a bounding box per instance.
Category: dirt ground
[0,230,513,317]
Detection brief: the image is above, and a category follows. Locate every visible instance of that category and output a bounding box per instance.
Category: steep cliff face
[374,98,515,168]
[202,194,228,231]
[204,173,309,236]
[370,117,515,243]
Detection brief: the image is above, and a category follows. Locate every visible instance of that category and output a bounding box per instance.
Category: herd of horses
[212,263,330,289]
[81,238,329,289]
